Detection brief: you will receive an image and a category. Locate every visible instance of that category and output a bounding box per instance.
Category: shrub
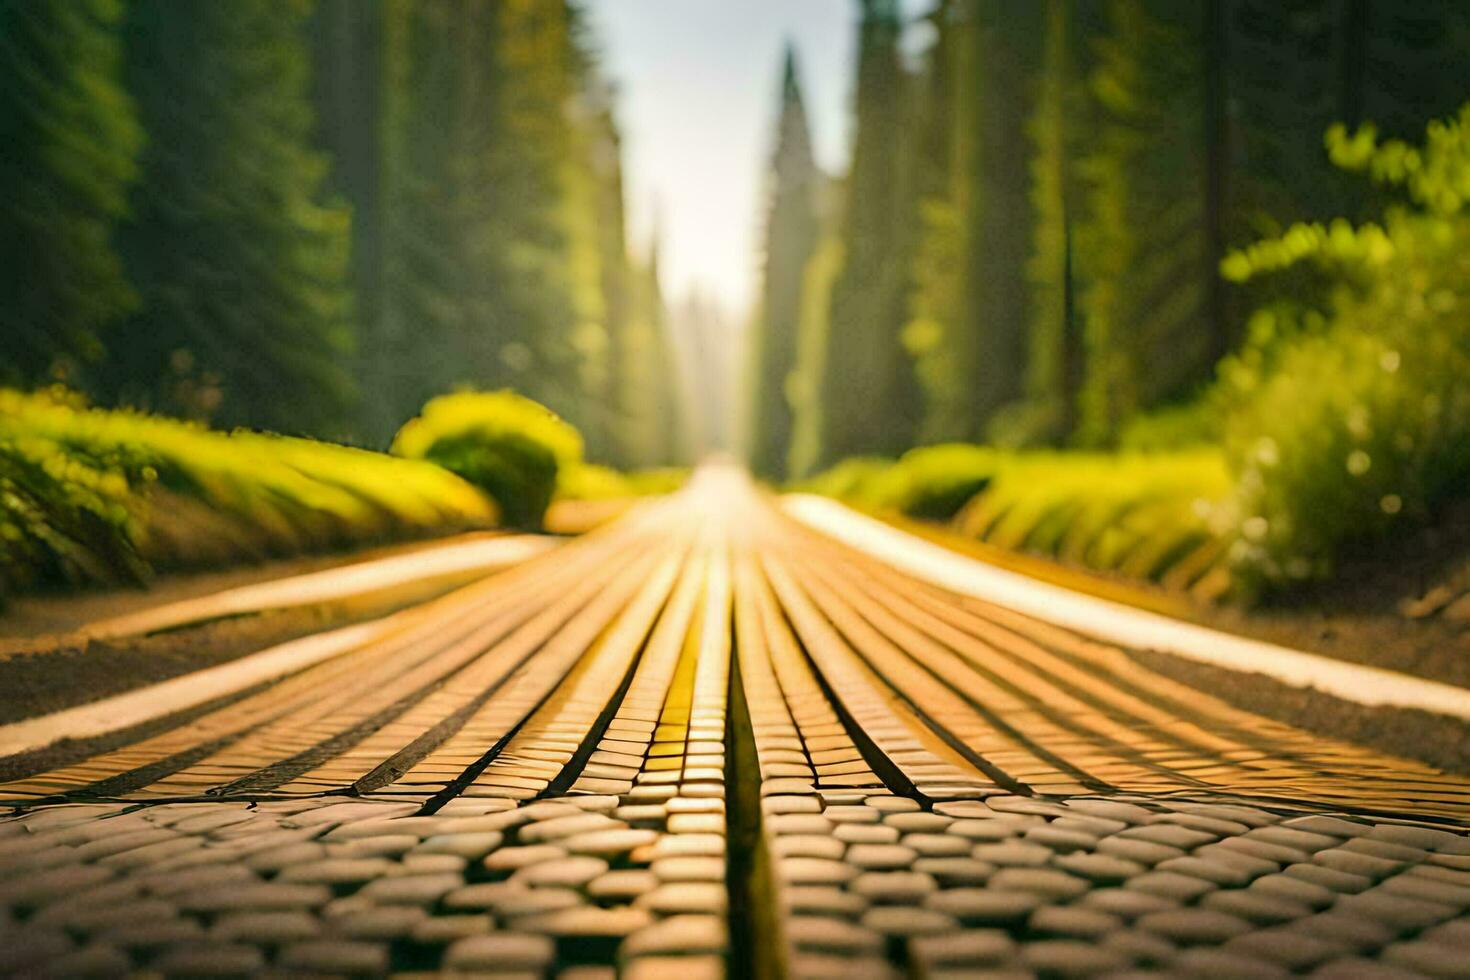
[556,464,689,501]
[0,386,496,601]
[392,390,583,528]
[880,444,1001,520]
[1220,106,1470,590]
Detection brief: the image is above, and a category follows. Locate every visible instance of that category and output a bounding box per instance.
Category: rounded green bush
[392,390,583,529]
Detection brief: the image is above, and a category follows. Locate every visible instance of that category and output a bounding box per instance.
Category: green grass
[0,387,497,600]
[797,446,1235,598]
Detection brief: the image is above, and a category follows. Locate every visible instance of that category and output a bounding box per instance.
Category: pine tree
[1074,0,1209,443]
[903,0,971,444]
[1015,0,1096,445]
[963,0,1042,436]
[108,0,354,435]
[817,0,921,465]
[0,0,140,387]
[311,0,391,443]
[746,46,821,480]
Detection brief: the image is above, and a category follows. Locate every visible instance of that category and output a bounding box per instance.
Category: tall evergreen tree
[1017,0,1091,444]
[746,47,820,480]
[817,0,921,465]
[107,0,353,435]
[0,0,140,388]
[1074,0,1209,443]
[311,0,391,442]
[964,0,1042,435]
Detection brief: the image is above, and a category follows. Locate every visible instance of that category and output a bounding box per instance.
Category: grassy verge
[796,445,1235,600]
[0,388,497,601]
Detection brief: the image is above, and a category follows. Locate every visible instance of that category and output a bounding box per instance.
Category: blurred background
[2,0,1468,599]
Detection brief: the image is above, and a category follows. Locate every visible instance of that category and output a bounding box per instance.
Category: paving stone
[512,855,611,888]
[947,818,1025,842]
[1096,836,1184,866]
[1284,861,1374,894]
[1100,928,1176,966]
[1340,836,1429,863]
[847,843,918,870]
[912,856,995,886]
[623,914,727,955]
[850,870,937,904]
[278,857,396,885]
[786,916,884,954]
[835,823,901,845]
[43,944,132,976]
[1333,890,1456,931]
[1125,870,1217,902]
[1019,939,1131,976]
[1171,948,1289,978]
[414,831,504,859]
[484,843,570,872]
[1313,847,1406,879]
[1222,930,1349,971]
[330,833,420,858]
[1248,827,1340,853]
[212,910,322,943]
[444,932,557,970]
[1024,825,1098,853]
[861,905,957,936]
[864,796,921,813]
[1380,871,1470,907]
[517,905,654,937]
[924,888,1042,925]
[331,905,429,939]
[357,872,463,905]
[1381,938,1470,977]
[1136,908,1253,944]
[970,841,1053,867]
[152,942,266,976]
[1309,958,1425,979]
[1155,855,1251,887]
[774,834,847,859]
[412,914,495,944]
[1054,851,1144,884]
[785,885,869,917]
[780,857,858,886]
[1201,888,1310,925]
[1293,912,1397,952]
[1280,815,1370,839]
[99,918,206,950]
[1117,823,1216,849]
[1250,872,1338,910]
[622,954,726,980]
[651,856,725,882]
[635,881,727,915]
[1030,905,1123,939]
[177,882,332,912]
[1078,887,1179,918]
[987,867,1089,900]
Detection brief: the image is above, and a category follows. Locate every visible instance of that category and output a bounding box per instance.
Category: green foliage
[1220,107,1470,589]
[0,0,141,387]
[0,387,496,601]
[805,444,1233,591]
[1075,0,1211,444]
[105,0,354,435]
[392,391,583,529]
[786,236,845,480]
[817,0,923,465]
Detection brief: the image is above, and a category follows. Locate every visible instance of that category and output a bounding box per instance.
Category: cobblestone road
[3,471,1469,977]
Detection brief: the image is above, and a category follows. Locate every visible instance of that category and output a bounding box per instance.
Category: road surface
[2,468,1468,978]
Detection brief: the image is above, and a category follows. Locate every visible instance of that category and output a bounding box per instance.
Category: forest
[745,0,1470,594]
[0,0,682,468]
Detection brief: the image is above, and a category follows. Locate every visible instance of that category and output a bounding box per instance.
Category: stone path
[3,470,1469,977]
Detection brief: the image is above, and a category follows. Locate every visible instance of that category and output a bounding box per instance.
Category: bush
[1220,106,1470,590]
[392,391,583,528]
[0,386,497,600]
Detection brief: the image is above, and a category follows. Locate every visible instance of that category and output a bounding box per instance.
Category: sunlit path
[2,467,1468,977]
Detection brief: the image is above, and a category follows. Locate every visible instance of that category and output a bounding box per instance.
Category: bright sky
[584,0,929,321]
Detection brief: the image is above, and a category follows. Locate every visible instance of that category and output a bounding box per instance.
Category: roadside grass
[796,447,1235,600]
[0,387,497,600]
